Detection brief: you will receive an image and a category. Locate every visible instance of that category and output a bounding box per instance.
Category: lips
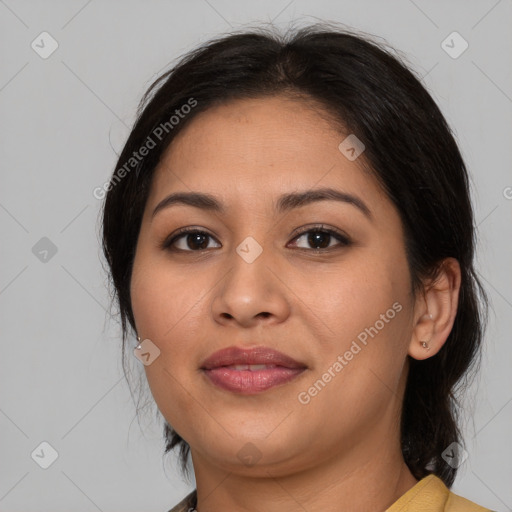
[200,346,307,394]
[200,346,306,370]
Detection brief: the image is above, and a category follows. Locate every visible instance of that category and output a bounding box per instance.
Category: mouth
[200,346,307,394]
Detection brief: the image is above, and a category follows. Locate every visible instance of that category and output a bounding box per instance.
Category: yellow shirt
[385,474,493,511]
[167,474,494,511]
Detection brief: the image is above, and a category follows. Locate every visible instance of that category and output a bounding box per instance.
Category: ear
[408,257,461,361]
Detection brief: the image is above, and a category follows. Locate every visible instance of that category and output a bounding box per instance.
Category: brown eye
[163,229,221,252]
[288,226,351,251]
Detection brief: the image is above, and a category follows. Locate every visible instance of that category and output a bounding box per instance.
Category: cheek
[296,252,412,402]
[297,256,408,342]
[130,253,206,437]
[292,262,411,430]
[130,250,208,348]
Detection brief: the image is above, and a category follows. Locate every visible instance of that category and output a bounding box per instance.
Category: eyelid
[289,224,351,242]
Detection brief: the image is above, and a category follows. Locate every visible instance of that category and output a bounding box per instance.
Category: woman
[101,23,493,512]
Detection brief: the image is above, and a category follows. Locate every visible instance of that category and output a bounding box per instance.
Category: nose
[210,244,291,328]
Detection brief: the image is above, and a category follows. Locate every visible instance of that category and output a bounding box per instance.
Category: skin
[130,95,461,512]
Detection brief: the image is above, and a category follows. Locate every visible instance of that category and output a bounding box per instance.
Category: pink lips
[200,346,307,394]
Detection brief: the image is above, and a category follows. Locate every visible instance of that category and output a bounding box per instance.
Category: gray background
[1,0,511,511]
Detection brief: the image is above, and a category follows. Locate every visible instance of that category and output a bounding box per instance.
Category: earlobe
[408,257,462,361]
[419,339,431,352]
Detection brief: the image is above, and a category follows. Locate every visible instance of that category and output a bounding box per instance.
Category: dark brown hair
[100,22,488,487]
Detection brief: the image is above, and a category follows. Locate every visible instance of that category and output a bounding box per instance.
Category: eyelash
[161,224,352,253]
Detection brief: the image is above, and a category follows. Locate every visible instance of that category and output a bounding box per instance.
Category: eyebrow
[151,187,372,220]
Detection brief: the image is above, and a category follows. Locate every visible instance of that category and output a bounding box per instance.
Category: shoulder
[166,489,197,512]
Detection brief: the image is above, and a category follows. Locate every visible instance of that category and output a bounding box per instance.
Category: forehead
[147,95,387,215]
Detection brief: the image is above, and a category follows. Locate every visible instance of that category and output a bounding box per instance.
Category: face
[130,95,416,476]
